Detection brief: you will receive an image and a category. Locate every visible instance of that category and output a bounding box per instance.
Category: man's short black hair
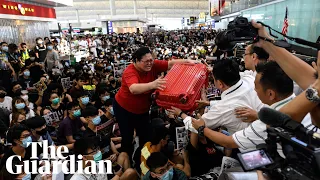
[150,126,169,145]
[46,42,52,46]
[212,59,240,87]
[20,43,27,47]
[26,116,46,129]
[82,106,98,118]
[66,101,80,111]
[249,45,269,60]
[256,61,293,98]
[8,43,18,51]
[74,137,96,156]
[0,42,7,46]
[7,124,30,146]
[105,99,113,106]
[146,152,169,172]
[133,47,151,63]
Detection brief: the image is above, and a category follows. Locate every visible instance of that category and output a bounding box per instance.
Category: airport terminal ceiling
[54,0,209,21]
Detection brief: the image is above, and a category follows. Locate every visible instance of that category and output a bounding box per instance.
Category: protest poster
[43,112,60,127]
[96,119,114,138]
[176,127,189,150]
[61,77,72,90]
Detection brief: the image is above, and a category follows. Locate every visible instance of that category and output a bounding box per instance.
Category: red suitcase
[153,63,208,111]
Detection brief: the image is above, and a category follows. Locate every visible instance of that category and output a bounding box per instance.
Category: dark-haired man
[140,126,190,177]
[71,137,138,180]
[0,124,38,170]
[143,152,187,180]
[190,61,313,156]
[57,102,85,145]
[26,116,54,145]
[171,58,264,134]
[243,44,269,73]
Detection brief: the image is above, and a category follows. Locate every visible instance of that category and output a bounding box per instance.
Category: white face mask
[37,40,43,44]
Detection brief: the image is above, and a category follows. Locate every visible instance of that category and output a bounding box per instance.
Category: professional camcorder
[238,107,320,180]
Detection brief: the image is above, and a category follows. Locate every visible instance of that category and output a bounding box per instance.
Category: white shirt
[0,96,12,112]
[71,165,108,180]
[231,94,318,155]
[202,74,264,134]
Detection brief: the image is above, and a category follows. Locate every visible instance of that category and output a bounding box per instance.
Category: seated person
[69,75,86,100]
[140,126,190,177]
[94,88,111,110]
[18,66,35,89]
[143,152,187,180]
[82,106,125,161]
[57,102,85,145]
[0,86,12,112]
[25,116,54,145]
[0,124,41,171]
[71,137,138,180]
[9,97,35,123]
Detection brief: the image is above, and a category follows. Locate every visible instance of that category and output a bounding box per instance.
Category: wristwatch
[306,86,320,103]
[198,126,205,137]
[178,111,184,118]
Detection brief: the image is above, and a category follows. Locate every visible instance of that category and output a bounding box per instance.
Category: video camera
[238,107,320,180]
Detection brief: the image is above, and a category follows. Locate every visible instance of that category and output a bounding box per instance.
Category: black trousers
[113,99,151,158]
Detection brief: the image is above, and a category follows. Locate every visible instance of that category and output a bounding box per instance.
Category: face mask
[2,46,8,52]
[109,107,114,116]
[46,75,49,80]
[23,71,30,77]
[0,93,6,98]
[22,173,31,180]
[117,55,120,59]
[93,150,102,162]
[81,97,90,105]
[37,40,43,44]
[30,57,35,61]
[120,60,126,63]
[21,95,28,102]
[47,46,53,50]
[73,109,81,117]
[21,136,32,148]
[102,95,110,101]
[52,97,60,105]
[107,66,112,70]
[15,103,25,110]
[160,168,173,180]
[92,116,101,125]
[15,88,22,96]
[36,127,47,136]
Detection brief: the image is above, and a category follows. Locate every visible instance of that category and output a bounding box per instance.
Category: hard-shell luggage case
[153,63,208,111]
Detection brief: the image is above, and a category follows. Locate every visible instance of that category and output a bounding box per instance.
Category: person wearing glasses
[143,152,187,180]
[242,44,269,74]
[113,46,195,168]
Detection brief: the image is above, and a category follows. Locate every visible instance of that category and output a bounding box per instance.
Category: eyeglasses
[140,59,154,65]
[242,53,253,58]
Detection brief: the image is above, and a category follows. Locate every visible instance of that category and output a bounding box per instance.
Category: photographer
[251,21,320,126]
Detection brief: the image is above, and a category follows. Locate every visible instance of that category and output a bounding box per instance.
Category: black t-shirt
[107,82,120,98]
[0,145,42,171]
[34,45,47,62]
[84,126,112,159]
[18,76,34,89]
[24,60,44,82]
[47,103,66,122]
[187,139,224,176]
[69,86,84,100]
[57,116,84,145]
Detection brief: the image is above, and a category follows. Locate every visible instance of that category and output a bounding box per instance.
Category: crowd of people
[0,20,319,180]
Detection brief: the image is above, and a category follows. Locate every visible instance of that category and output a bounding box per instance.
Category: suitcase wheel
[179,94,188,104]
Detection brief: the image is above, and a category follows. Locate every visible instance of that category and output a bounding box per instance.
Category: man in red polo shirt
[113,46,194,165]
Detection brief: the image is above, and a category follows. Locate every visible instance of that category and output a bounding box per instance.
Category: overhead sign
[0,0,56,19]
[199,12,206,23]
[190,17,195,24]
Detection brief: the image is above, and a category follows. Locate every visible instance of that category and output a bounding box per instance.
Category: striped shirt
[231,94,319,157]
